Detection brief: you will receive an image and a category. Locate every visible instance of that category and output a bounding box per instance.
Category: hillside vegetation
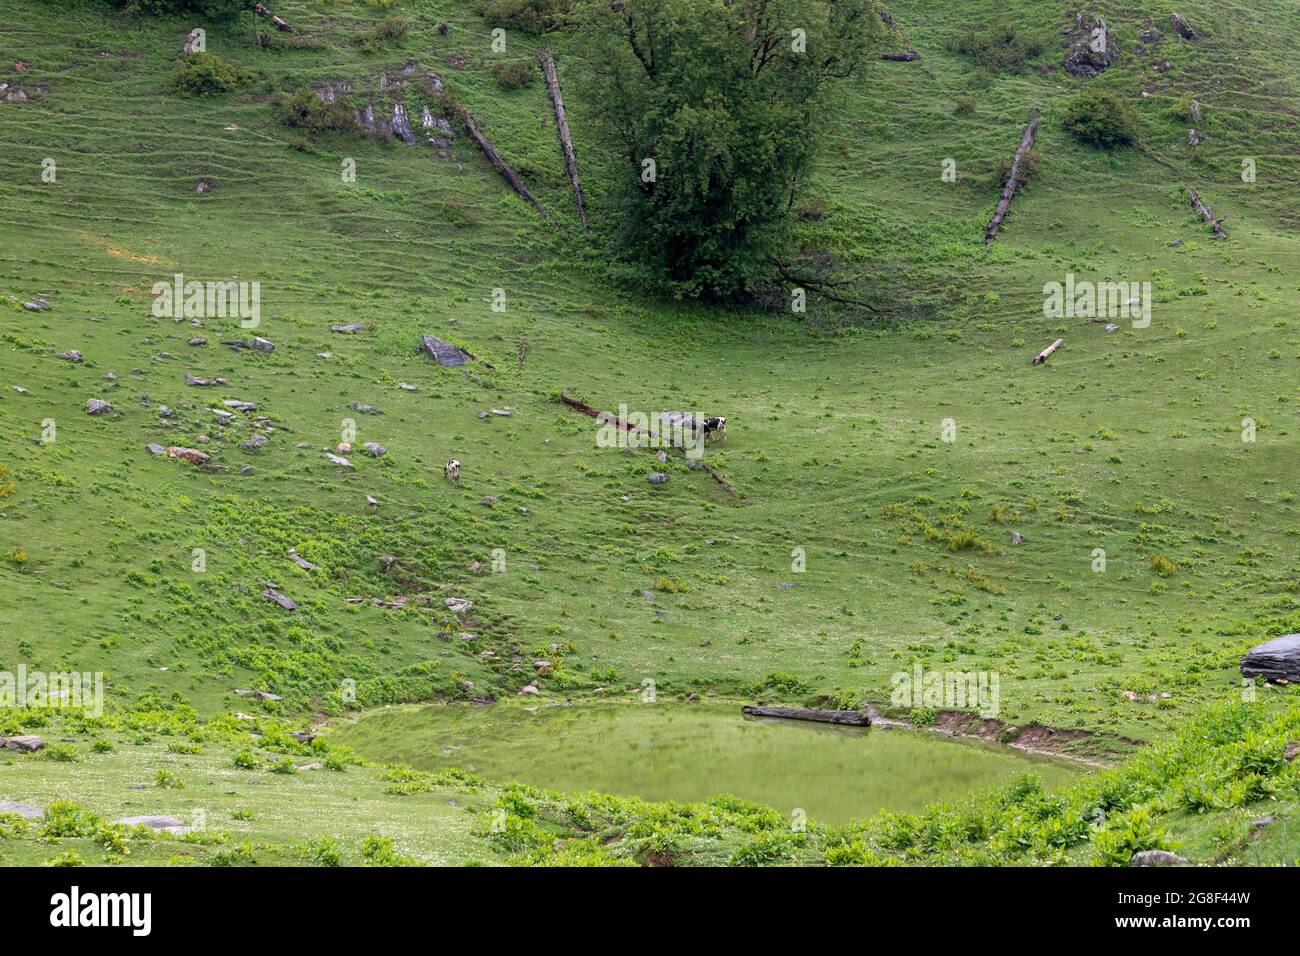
[1,0,1298,865]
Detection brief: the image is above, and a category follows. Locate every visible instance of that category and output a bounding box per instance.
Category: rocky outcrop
[1241,633,1300,683]
[1064,14,1119,78]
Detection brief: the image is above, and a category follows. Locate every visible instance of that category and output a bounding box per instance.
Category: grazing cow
[443,459,460,484]
[702,416,727,442]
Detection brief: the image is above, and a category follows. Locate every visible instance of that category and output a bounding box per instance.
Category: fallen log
[742,705,871,727]
[878,8,920,61]
[985,108,1040,246]
[539,48,588,234]
[253,3,293,31]
[1187,187,1227,239]
[1033,338,1063,365]
[560,392,643,433]
[1170,12,1197,40]
[453,105,561,232]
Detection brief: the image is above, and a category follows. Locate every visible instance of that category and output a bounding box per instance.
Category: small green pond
[332,701,1081,824]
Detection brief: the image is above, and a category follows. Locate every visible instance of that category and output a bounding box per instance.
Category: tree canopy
[576,0,882,299]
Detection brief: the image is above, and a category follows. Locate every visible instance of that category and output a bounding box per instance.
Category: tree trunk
[539,48,588,234]
[742,706,871,726]
[1033,338,1063,365]
[984,108,1039,246]
[1187,187,1227,239]
[253,4,292,31]
[455,106,561,232]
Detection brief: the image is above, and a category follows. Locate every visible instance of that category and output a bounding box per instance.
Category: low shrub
[1062,91,1140,147]
[168,52,254,96]
[493,60,535,90]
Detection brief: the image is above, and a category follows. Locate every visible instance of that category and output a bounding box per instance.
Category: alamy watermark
[1,666,104,718]
[891,664,1000,718]
[1043,273,1150,328]
[596,406,705,460]
[151,273,260,328]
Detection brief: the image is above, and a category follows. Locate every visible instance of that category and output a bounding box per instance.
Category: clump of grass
[946,23,1045,74]
[493,60,535,91]
[1148,554,1178,577]
[273,89,360,135]
[355,16,408,53]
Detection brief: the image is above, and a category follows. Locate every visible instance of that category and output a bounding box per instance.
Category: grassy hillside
[1,0,1298,865]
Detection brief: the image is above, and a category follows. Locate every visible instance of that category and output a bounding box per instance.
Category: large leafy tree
[575,0,881,299]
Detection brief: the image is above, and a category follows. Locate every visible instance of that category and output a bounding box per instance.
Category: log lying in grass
[253,3,293,31]
[1033,338,1063,365]
[454,105,561,232]
[539,48,588,234]
[1170,12,1197,40]
[742,705,871,727]
[878,9,920,61]
[1187,187,1228,239]
[984,108,1040,246]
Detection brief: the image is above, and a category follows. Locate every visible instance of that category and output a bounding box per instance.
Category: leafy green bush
[478,0,569,35]
[355,16,409,53]
[273,89,361,135]
[493,60,535,91]
[105,0,247,16]
[947,23,1045,74]
[1062,91,1140,148]
[167,52,253,96]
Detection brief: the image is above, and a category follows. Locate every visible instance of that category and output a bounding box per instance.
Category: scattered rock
[647,473,669,485]
[391,103,417,144]
[240,433,268,451]
[325,453,353,468]
[196,180,211,194]
[2,735,44,752]
[1122,690,1139,702]
[468,561,482,573]
[249,336,275,353]
[287,549,316,571]
[1064,16,1119,78]
[114,815,190,835]
[331,323,366,334]
[481,496,498,507]
[1240,633,1300,683]
[57,350,83,363]
[167,446,210,465]
[348,401,382,415]
[365,495,379,506]
[223,400,258,412]
[145,443,167,456]
[362,441,386,457]
[0,802,42,820]
[22,298,49,312]
[1284,740,1299,761]
[534,660,552,674]
[1009,531,1025,545]
[86,398,112,415]
[642,591,655,602]
[491,408,511,417]
[445,597,474,614]
[1253,816,1278,828]
[518,683,540,696]
[189,337,207,346]
[1130,850,1189,867]
[185,373,227,387]
[418,333,471,367]
[261,588,297,611]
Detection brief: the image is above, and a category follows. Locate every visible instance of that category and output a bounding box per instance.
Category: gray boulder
[114,815,190,835]
[1130,850,1189,867]
[1241,633,1300,683]
[2,735,44,752]
[0,802,42,820]
[86,399,112,415]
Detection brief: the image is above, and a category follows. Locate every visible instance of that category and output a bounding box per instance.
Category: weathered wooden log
[253,3,293,31]
[1187,187,1227,239]
[560,392,643,433]
[878,8,920,61]
[454,105,561,232]
[1033,338,1063,365]
[984,108,1040,246]
[539,48,588,234]
[1170,12,1197,40]
[742,705,871,727]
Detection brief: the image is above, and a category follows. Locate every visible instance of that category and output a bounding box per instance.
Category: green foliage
[493,60,536,90]
[1090,805,1179,866]
[273,89,361,135]
[167,52,253,96]
[103,0,247,16]
[946,22,1045,73]
[477,0,569,34]
[354,17,409,53]
[575,0,882,299]
[1062,91,1141,148]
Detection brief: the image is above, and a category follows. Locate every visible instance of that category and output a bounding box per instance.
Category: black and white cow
[444,459,460,484]
[702,416,727,442]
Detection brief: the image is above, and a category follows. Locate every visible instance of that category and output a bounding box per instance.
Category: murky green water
[333,701,1081,824]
